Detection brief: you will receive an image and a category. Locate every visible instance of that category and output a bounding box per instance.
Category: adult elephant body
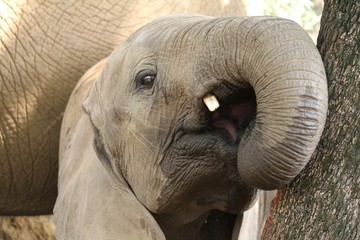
[54,15,327,239]
[0,0,245,215]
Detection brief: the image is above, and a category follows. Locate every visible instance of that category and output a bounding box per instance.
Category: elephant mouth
[205,87,256,145]
[157,85,258,230]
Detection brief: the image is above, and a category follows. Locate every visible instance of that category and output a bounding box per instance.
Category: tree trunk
[262,0,360,239]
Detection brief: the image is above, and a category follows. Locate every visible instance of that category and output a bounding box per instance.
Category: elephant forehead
[131,14,213,48]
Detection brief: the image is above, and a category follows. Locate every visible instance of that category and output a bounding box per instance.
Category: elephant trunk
[219,17,328,190]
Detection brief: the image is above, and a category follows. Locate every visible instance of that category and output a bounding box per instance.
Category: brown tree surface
[262,0,360,239]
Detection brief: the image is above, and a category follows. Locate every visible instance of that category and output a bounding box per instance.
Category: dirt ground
[0,216,55,240]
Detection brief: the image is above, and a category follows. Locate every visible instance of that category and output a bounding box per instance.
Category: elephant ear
[83,66,114,174]
[82,57,108,128]
[83,72,105,131]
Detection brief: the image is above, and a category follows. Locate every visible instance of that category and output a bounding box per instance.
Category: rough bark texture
[262,0,360,239]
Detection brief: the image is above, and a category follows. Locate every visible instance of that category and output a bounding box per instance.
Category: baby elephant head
[84,14,327,228]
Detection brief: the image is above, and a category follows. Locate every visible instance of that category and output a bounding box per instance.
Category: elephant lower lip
[210,92,256,144]
[176,132,239,162]
[212,118,237,143]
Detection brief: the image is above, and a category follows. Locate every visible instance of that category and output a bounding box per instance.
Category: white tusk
[203,94,220,112]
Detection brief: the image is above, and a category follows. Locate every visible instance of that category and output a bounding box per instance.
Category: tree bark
[262,0,360,239]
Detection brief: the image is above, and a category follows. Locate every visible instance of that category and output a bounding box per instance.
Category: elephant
[0,0,246,215]
[53,14,328,239]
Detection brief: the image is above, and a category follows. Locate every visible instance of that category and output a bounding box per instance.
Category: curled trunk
[226,17,328,189]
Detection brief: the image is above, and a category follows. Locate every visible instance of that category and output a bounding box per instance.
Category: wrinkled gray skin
[54,15,328,239]
[0,0,246,215]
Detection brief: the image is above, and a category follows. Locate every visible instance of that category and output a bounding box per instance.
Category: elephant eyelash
[140,75,156,89]
[135,70,157,90]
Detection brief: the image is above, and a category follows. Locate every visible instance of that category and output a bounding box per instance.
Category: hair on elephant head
[55,14,328,239]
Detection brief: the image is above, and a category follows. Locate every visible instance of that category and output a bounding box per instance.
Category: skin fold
[0,0,246,215]
[54,15,328,239]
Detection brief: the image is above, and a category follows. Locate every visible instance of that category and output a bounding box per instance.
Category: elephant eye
[140,75,156,88]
